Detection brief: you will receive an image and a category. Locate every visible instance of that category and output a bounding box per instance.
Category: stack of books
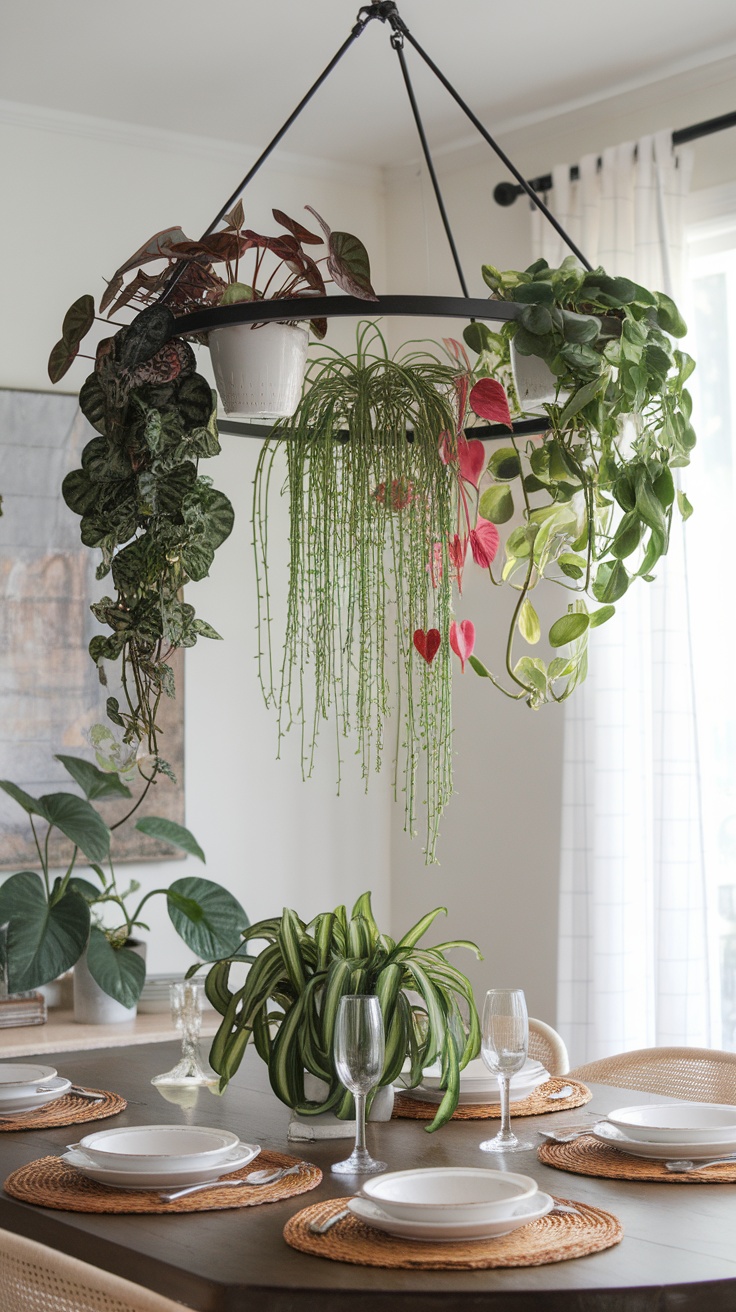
[0,991,47,1029]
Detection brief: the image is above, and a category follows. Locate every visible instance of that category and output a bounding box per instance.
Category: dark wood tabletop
[1,1040,735,1311]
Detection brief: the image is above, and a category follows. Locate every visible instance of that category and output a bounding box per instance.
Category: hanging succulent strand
[253,325,460,860]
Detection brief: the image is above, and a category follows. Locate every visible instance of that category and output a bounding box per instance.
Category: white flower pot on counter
[209,321,309,419]
[73,939,146,1025]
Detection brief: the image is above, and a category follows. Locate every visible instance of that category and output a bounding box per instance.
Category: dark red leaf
[273,209,322,245]
[469,518,500,567]
[457,436,485,488]
[413,628,441,664]
[469,378,512,427]
[48,338,77,384]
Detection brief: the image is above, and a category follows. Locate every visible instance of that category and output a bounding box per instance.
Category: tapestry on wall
[0,388,185,869]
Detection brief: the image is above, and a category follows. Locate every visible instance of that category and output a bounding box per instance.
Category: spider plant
[253,324,463,862]
[201,892,481,1133]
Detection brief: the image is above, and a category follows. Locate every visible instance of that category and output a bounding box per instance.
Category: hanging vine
[254,326,460,860]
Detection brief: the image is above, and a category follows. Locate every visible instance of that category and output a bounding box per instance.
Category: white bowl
[592,1120,736,1160]
[62,1141,261,1189]
[607,1103,736,1144]
[422,1057,545,1094]
[360,1168,538,1224]
[74,1125,241,1171]
[0,1064,58,1099]
[0,1077,72,1116]
[349,1191,553,1242]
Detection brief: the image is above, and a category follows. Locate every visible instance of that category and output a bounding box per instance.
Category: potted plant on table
[197,891,481,1132]
[0,753,249,1021]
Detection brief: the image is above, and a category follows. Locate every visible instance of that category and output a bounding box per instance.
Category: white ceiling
[2,0,735,167]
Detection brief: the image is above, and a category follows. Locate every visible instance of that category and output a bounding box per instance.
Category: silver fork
[309,1207,351,1234]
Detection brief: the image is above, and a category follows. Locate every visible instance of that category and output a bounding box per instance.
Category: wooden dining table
[1,1039,736,1311]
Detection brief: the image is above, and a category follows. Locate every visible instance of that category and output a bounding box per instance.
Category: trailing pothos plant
[449,256,696,706]
[46,204,376,779]
[0,754,249,1006]
[197,892,481,1132]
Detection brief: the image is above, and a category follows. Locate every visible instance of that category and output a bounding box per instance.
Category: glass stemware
[331,994,387,1175]
[479,987,536,1152]
[151,982,219,1088]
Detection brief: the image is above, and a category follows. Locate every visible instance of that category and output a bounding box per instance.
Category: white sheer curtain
[531,133,713,1066]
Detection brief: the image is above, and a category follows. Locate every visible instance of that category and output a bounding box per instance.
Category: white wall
[0,104,392,971]
[386,53,736,1024]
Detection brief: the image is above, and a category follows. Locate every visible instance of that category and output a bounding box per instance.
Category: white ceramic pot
[208,321,309,419]
[510,338,568,415]
[73,939,146,1025]
[303,1073,395,1121]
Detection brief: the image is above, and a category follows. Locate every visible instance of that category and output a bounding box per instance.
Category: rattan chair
[568,1046,736,1104]
[0,1228,188,1312]
[528,1018,569,1075]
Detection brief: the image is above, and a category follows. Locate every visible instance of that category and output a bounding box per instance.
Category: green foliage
[0,755,248,1004]
[59,302,233,764]
[198,892,481,1133]
[253,324,460,862]
[464,256,695,705]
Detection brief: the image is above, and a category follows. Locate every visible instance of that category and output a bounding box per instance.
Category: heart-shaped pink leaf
[469,517,500,568]
[469,378,512,428]
[413,628,441,664]
[458,435,485,488]
[449,619,475,672]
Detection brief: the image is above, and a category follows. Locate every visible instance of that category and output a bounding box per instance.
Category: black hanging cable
[390,28,470,297]
[160,9,375,304]
[392,16,593,270]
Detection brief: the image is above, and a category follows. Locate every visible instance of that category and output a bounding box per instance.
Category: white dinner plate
[348,1191,554,1242]
[399,1058,548,1105]
[62,1141,261,1189]
[607,1102,736,1143]
[0,1064,58,1099]
[592,1121,736,1160]
[0,1077,72,1116]
[75,1124,241,1171]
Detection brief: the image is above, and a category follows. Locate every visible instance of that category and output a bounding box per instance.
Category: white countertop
[0,1009,220,1058]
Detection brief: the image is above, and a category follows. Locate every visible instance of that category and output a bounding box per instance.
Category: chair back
[568,1046,736,1104]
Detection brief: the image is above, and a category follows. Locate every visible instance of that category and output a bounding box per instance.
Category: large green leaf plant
[459,256,695,706]
[0,754,249,1007]
[198,892,481,1132]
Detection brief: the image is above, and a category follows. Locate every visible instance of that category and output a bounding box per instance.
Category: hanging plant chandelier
[46,1,695,861]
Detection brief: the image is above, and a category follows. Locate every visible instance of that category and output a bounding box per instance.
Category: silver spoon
[664,1155,736,1173]
[545,1085,574,1100]
[158,1162,303,1202]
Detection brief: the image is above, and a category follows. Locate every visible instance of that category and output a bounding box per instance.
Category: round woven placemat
[0,1089,126,1132]
[538,1134,736,1183]
[3,1149,321,1214]
[393,1077,591,1121]
[284,1195,622,1269]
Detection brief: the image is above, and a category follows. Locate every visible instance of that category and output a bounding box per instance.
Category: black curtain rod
[493,110,736,206]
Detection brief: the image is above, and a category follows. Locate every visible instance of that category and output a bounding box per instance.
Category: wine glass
[331,994,387,1175]
[479,988,535,1152]
[151,982,219,1088]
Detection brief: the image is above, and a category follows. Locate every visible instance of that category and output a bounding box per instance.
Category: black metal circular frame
[173,294,523,337]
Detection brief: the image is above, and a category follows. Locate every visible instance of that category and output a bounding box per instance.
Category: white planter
[209,321,309,419]
[510,339,568,415]
[303,1073,395,1121]
[73,940,146,1025]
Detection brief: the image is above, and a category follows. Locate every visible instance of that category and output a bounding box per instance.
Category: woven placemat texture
[538,1134,736,1183]
[3,1149,321,1214]
[0,1089,126,1132]
[393,1077,591,1121]
[284,1195,622,1269]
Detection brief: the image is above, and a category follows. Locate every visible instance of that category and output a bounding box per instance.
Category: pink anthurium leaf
[449,619,476,672]
[469,517,500,567]
[469,377,512,428]
[457,435,485,488]
[444,337,472,371]
[448,534,468,568]
[413,628,441,664]
[453,372,469,424]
